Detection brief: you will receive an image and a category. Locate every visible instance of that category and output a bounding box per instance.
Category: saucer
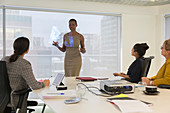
[143,91,160,95]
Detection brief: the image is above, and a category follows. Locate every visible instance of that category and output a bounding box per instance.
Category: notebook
[76,77,97,81]
[52,73,65,87]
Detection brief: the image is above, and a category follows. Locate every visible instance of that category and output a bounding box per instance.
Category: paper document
[115,94,128,98]
[110,100,152,113]
[43,90,76,99]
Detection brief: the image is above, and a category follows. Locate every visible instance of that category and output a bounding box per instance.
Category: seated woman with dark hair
[113,43,149,83]
[142,39,170,86]
[1,37,50,113]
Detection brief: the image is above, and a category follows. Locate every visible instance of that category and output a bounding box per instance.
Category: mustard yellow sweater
[151,57,170,86]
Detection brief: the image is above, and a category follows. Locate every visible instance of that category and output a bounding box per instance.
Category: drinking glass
[137,81,147,91]
[76,84,86,98]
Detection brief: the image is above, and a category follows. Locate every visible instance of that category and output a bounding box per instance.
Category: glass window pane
[6,9,121,78]
[165,16,170,40]
[0,8,2,59]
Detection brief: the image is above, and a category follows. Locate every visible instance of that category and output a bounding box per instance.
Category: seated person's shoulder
[167,58,170,64]
[136,57,144,63]
[22,58,31,65]
[1,56,31,69]
[14,57,31,67]
[1,56,10,62]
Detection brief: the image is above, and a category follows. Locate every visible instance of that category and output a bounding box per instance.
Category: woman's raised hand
[52,41,58,46]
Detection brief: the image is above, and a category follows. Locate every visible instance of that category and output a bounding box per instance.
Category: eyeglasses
[161,46,166,50]
[161,46,170,51]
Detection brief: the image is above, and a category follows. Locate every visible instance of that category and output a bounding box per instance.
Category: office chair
[0,61,36,113]
[121,56,154,83]
[0,61,11,113]
[141,56,154,77]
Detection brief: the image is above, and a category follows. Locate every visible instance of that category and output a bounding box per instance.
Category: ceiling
[75,0,170,6]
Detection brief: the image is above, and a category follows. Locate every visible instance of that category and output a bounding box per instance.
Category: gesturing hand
[43,80,50,86]
[80,48,86,53]
[52,41,58,47]
[113,73,121,76]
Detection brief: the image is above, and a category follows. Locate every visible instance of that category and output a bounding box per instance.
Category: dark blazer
[126,57,144,83]
[1,56,44,113]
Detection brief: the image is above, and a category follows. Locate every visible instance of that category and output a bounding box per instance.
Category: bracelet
[150,81,153,86]
[56,44,59,47]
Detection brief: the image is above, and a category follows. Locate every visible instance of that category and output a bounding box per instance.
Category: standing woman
[113,43,149,83]
[53,19,86,77]
[142,39,170,86]
[1,37,50,113]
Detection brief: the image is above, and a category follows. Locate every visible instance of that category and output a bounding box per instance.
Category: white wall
[159,4,170,63]
[0,0,158,14]
[1,0,167,77]
[122,14,157,77]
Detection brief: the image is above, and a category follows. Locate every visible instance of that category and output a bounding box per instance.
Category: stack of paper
[109,100,152,113]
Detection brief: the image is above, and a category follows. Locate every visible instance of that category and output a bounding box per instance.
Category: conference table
[33,77,170,113]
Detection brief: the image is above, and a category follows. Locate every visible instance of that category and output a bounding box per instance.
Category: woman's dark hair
[9,37,30,62]
[134,43,149,57]
[69,19,77,25]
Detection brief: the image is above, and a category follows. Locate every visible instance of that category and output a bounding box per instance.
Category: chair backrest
[141,56,154,77]
[0,61,11,113]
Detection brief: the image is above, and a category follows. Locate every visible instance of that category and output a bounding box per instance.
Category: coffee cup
[145,86,157,93]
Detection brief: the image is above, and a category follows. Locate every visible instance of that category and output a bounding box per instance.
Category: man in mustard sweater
[142,39,170,86]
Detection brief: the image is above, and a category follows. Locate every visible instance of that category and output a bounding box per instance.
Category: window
[4,8,121,78]
[0,8,2,59]
[165,15,170,40]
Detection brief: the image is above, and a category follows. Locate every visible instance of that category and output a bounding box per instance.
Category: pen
[48,76,53,80]
[47,93,64,95]
[135,85,144,88]
[98,78,109,80]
